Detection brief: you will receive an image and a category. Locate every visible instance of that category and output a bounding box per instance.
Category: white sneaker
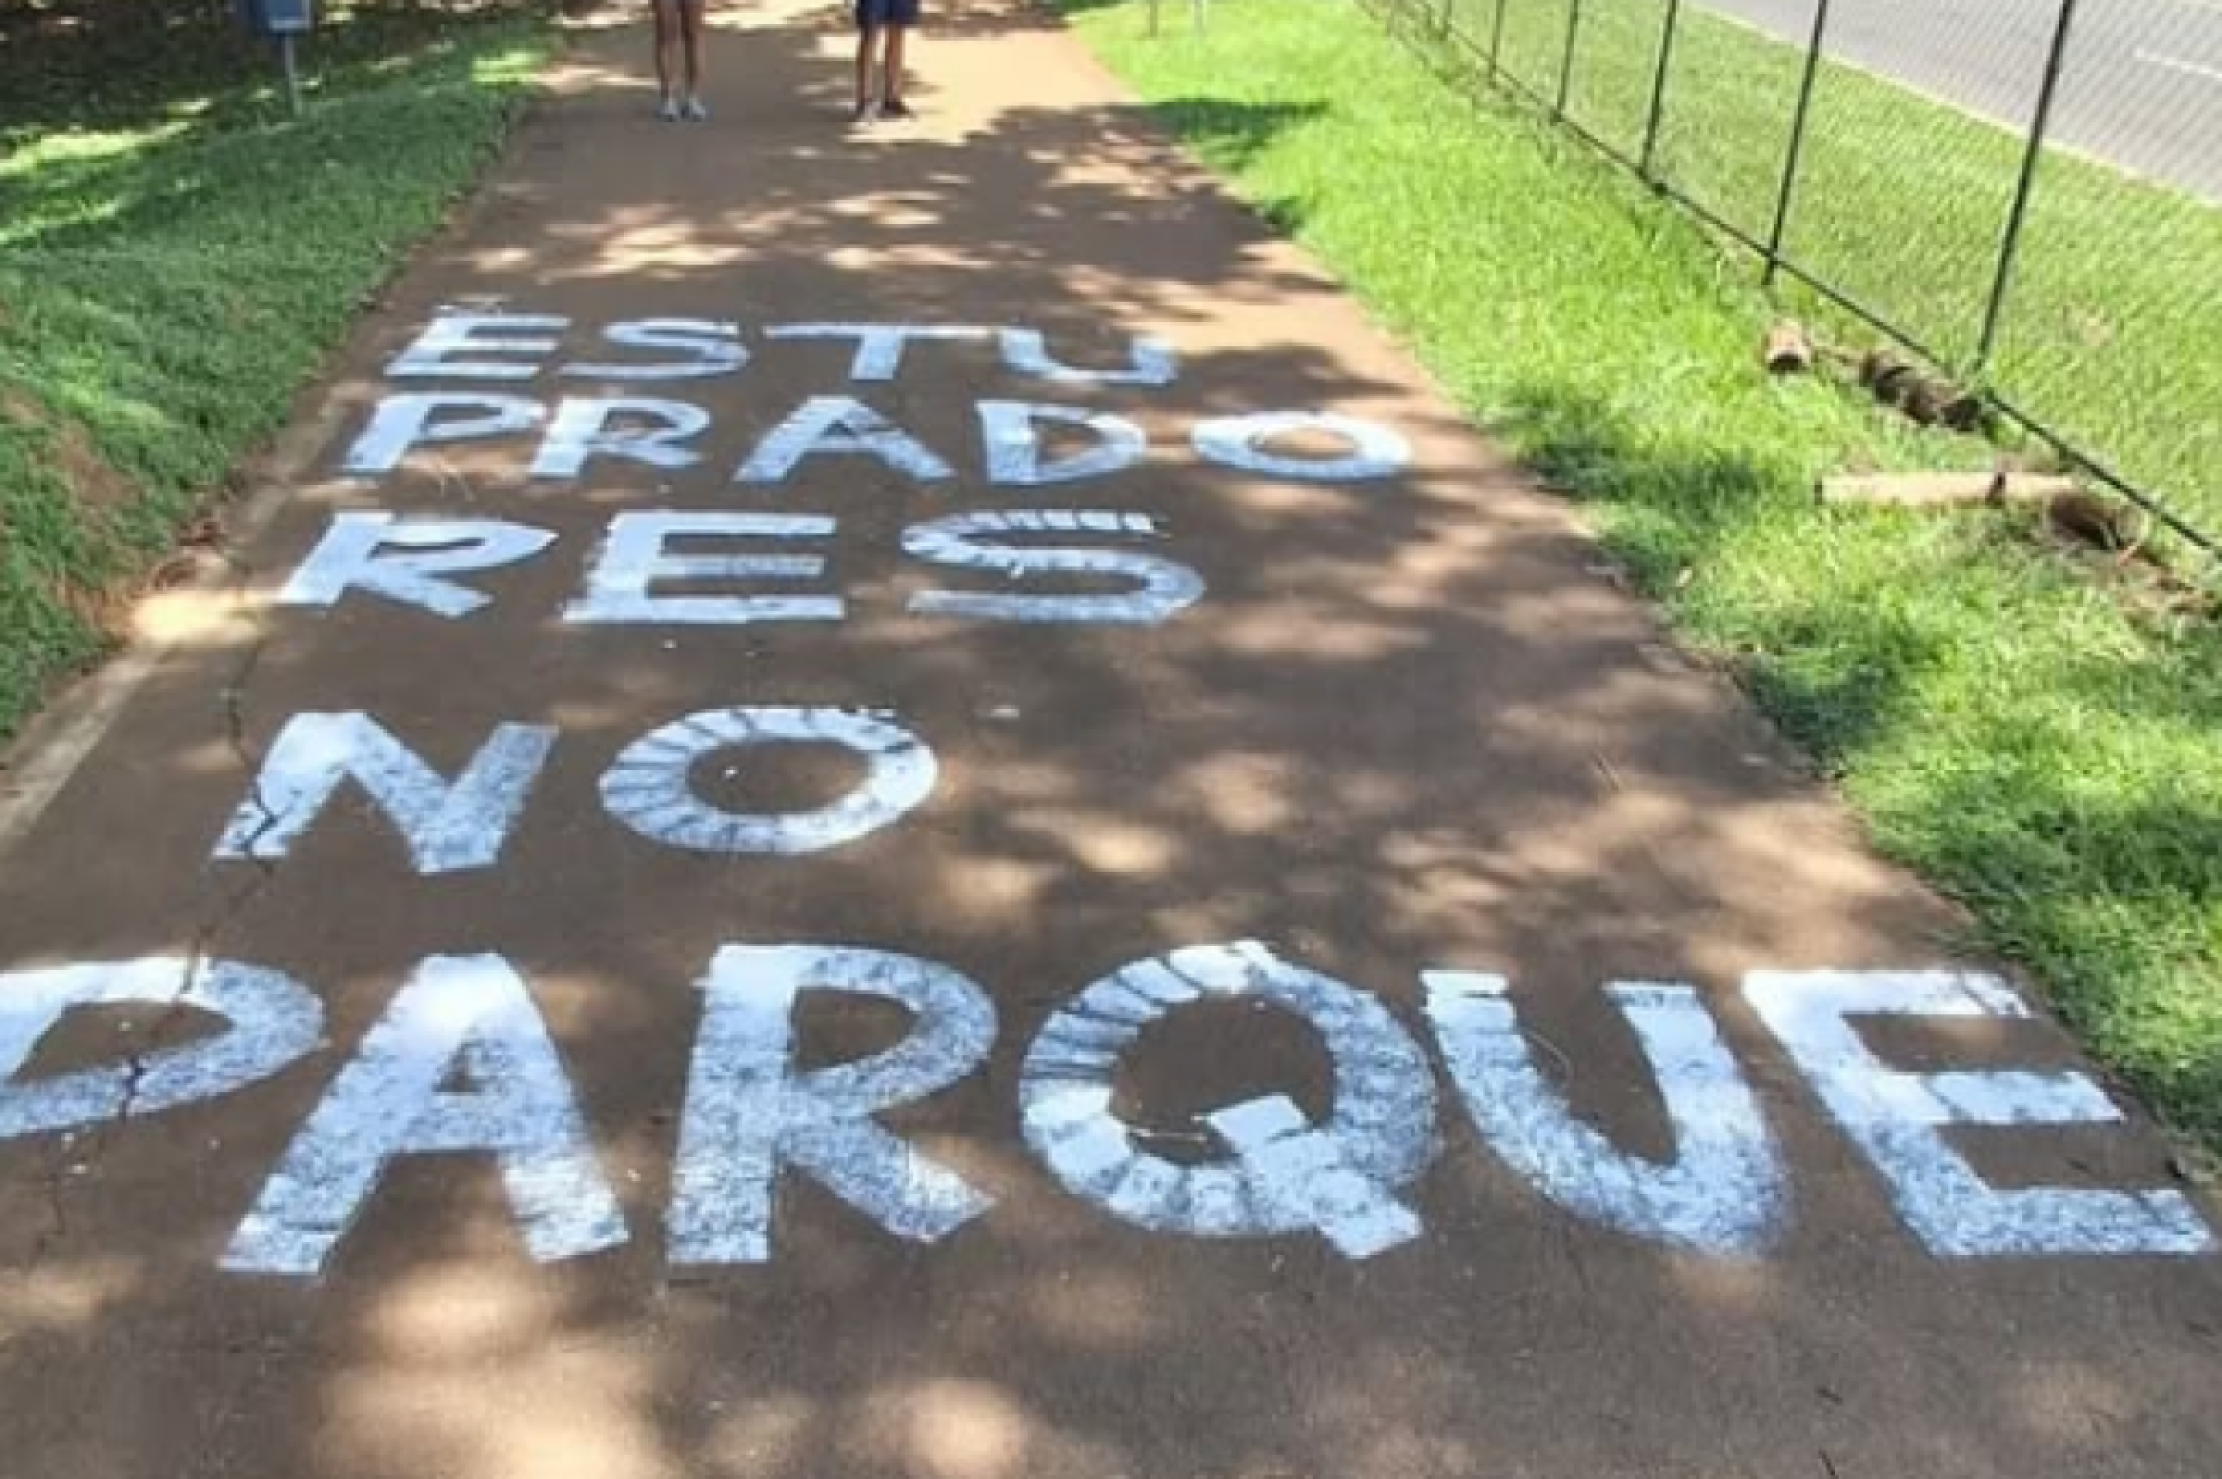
[683,96,709,122]
[657,96,681,122]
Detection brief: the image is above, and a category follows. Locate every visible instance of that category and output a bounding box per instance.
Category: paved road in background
[1698,0,2222,200]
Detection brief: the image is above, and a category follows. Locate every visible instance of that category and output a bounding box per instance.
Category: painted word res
[279,510,1207,628]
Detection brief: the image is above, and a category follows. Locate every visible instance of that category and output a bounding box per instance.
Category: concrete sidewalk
[1,3,2217,1477]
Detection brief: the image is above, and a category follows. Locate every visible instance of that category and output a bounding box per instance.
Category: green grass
[1060,0,2222,1161]
[0,5,553,740]
[1454,0,2222,549]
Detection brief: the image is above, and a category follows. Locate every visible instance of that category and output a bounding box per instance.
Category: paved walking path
[2,4,2218,1477]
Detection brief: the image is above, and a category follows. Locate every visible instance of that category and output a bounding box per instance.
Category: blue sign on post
[234,0,314,115]
[235,0,314,34]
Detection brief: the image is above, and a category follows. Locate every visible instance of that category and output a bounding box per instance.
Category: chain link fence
[1377,0,2222,561]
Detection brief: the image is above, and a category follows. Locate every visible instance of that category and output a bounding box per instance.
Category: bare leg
[882,27,907,106]
[652,0,678,103]
[854,26,876,111]
[681,0,706,99]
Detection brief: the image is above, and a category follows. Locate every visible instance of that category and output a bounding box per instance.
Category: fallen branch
[1817,472,2078,508]
[1820,473,2157,560]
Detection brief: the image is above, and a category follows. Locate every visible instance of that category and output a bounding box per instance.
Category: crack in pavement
[13,535,320,1479]
[29,539,282,1268]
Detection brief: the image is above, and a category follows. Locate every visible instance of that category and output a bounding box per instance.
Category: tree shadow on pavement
[2,4,2220,1479]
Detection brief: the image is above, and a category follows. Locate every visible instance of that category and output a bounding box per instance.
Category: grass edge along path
[0,9,558,746]
[1056,0,2222,1167]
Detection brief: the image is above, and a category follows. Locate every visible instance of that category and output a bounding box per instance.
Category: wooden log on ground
[1763,321,1815,375]
[1817,472,2080,508]
[1856,349,1989,431]
[2047,489,2147,552]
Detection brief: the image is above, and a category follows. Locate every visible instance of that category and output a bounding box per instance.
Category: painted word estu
[0,943,2210,1277]
[379,314,1189,387]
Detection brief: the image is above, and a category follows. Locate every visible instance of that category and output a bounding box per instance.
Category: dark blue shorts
[855,0,919,29]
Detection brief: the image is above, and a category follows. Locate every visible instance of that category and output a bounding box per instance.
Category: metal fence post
[279,32,302,118]
[1489,0,1510,79]
[1976,0,2081,372]
[1641,0,1685,179]
[1764,0,1834,285]
[1555,0,1586,118]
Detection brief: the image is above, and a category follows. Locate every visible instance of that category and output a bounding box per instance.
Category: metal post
[1977,0,2080,371]
[1555,0,1584,117]
[1148,0,1160,37]
[1641,0,1684,178]
[1488,0,1509,79]
[280,33,302,119]
[1764,0,1833,284]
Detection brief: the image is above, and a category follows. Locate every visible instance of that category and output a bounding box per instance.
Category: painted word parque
[5,947,2215,1276]
[1,311,2212,1281]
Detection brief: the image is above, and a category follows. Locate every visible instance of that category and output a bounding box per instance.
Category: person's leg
[680,0,708,118]
[878,0,918,116]
[651,0,680,116]
[880,26,908,112]
[853,4,879,120]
